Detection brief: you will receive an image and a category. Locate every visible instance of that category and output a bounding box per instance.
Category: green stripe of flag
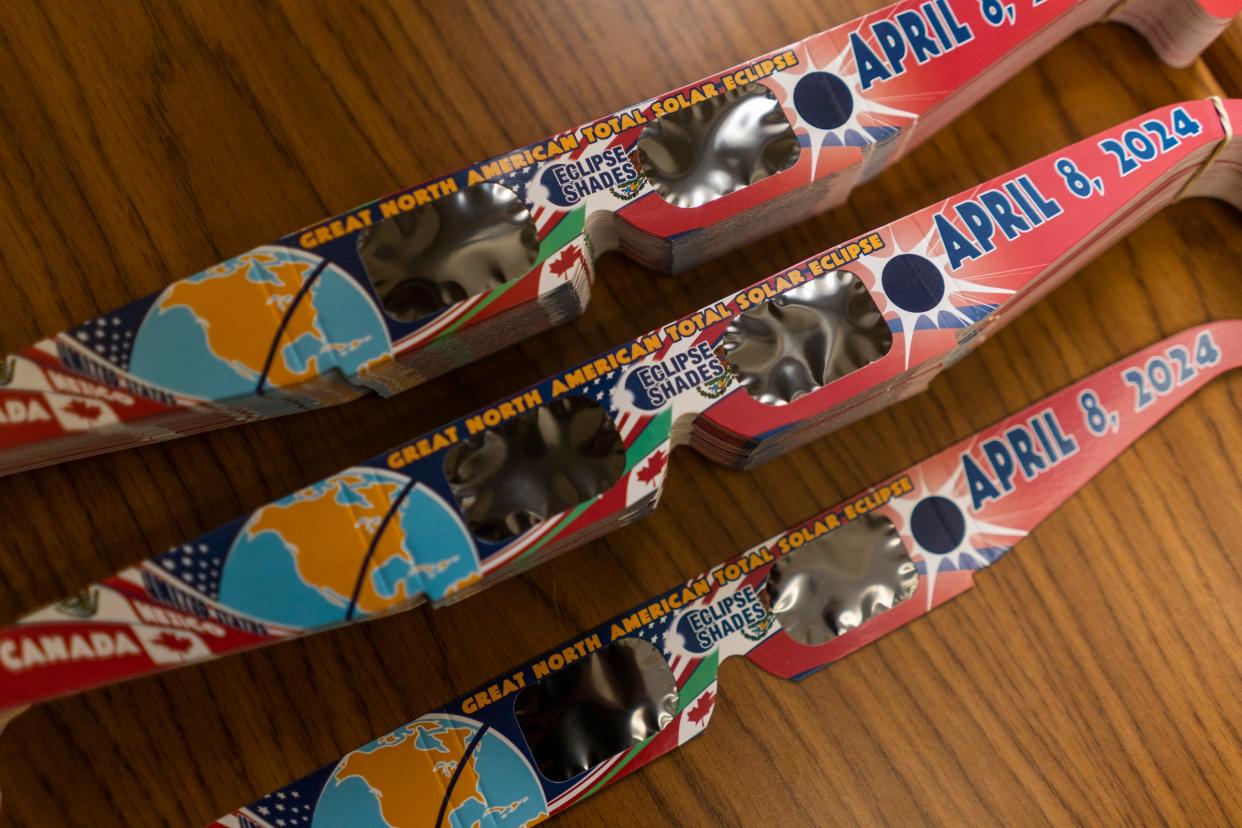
[511,408,672,567]
[583,651,721,799]
[437,206,586,339]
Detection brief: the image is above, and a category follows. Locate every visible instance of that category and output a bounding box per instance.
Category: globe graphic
[311,713,548,827]
[216,469,480,628]
[128,245,390,400]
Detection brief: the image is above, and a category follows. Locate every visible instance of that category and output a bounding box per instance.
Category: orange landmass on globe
[264,276,330,390]
[334,721,482,827]
[247,474,418,615]
[159,253,324,389]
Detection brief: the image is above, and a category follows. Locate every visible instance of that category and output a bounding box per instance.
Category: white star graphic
[768,41,915,181]
[887,460,1026,608]
[870,222,1014,369]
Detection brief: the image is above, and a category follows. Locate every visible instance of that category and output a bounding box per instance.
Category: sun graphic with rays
[865,222,1016,369]
[887,454,1028,609]
[767,37,916,180]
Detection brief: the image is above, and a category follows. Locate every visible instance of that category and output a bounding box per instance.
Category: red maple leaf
[151,631,195,654]
[547,246,584,279]
[635,449,668,486]
[687,689,715,726]
[64,399,103,421]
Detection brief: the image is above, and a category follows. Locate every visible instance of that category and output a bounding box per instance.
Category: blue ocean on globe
[217,528,345,628]
[129,300,258,400]
[128,246,389,400]
[460,729,549,825]
[309,772,392,828]
[309,715,547,828]
[369,485,480,604]
[276,270,391,382]
[216,475,479,628]
[217,474,385,628]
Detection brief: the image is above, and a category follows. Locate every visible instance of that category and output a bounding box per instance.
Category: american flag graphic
[146,528,236,600]
[64,294,157,372]
[577,367,653,443]
[236,764,334,827]
[627,609,677,662]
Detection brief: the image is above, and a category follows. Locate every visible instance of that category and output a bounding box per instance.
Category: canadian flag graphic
[132,626,211,665]
[45,393,119,432]
[678,682,719,743]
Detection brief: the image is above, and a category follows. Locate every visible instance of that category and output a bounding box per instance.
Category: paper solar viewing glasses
[0,0,1235,476]
[182,317,1234,824]
[2,100,1238,726]
[7,317,1232,824]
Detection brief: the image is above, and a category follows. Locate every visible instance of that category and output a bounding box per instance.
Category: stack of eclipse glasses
[0,0,1239,825]
[0,0,1232,475]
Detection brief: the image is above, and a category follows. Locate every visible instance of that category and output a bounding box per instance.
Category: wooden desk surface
[0,1,1239,825]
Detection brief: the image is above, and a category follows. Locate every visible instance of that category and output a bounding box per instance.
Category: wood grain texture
[0,1,1240,825]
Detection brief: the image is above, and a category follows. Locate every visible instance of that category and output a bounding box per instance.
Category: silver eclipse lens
[357,182,539,322]
[636,83,800,209]
[721,271,891,405]
[443,395,626,543]
[764,514,918,646]
[514,638,678,782]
